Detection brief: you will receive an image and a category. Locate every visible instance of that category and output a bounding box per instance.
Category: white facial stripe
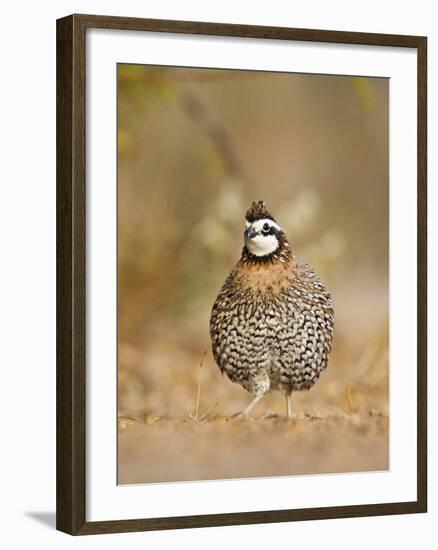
[249,218,282,232]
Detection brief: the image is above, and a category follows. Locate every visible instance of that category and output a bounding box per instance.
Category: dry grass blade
[199,402,218,421]
[118,415,142,424]
[346,385,354,414]
[319,401,351,418]
[118,415,143,429]
[193,351,207,420]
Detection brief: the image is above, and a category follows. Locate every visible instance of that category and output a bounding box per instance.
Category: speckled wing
[269,258,334,391]
[209,269,241,375]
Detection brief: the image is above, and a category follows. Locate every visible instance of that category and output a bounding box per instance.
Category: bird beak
[246,227,258,239]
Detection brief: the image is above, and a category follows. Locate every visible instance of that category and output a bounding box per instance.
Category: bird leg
[233,394,264,420]
[286,394,293,419]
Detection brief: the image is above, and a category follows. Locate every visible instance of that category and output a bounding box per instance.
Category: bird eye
[262,222,270,231]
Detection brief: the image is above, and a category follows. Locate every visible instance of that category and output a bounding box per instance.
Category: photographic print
[57,14,427,534]
[117,64,389,485]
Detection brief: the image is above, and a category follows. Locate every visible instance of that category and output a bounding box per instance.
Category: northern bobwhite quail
[210,201,334,418]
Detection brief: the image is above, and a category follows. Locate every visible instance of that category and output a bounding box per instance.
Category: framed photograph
[56,14,427,535]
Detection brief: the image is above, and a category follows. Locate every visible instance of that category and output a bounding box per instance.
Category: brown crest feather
[245,200,276,223]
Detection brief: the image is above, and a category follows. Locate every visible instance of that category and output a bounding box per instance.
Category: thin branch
[179,89,253,186]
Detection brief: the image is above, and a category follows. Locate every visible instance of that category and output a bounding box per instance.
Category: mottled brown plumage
[210,201,334,417]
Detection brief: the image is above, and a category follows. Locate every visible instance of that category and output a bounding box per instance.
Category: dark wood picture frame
[56,13,427,535]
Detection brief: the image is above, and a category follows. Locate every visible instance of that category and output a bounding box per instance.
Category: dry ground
[118,412,388,484]
[117,289,389,485]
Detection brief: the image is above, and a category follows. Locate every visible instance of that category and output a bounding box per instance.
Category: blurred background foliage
[117,64,389,422]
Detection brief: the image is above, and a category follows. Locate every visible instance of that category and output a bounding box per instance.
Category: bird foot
[229,411,251,421]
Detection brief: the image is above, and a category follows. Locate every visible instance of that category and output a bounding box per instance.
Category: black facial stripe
[262,225,277,236]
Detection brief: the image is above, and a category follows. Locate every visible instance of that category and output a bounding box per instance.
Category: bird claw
[229,411,250,421]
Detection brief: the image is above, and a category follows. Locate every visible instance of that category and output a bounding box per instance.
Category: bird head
[244,201,286,258]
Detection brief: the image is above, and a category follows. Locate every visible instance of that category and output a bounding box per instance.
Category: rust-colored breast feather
[236,258,295,295]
